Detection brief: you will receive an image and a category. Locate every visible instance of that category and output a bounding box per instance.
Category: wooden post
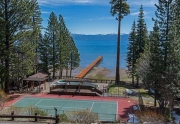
[26,81,28,93]
[35,113,37,122]
[56,114,59,123]
[38,81,40,93]
[54,107,57,117]
[44,80,46,90]
[33,81,34,89]
[78,83,81,92]
[11,111,14,121]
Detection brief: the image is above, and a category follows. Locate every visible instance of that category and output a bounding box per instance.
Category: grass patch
[120,76,132,82]
[139,88,153,98]
[91,74,108,80]
[108,84,126,95]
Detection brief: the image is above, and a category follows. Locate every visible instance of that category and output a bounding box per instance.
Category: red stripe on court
[5,94,24,107]
[6,93,137,122]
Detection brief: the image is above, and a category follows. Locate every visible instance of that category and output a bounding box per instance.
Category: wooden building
[22,73,48,93]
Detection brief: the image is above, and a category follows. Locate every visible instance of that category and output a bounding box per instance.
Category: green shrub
[66,109,99,124]
[135,109,167,123]
[31,107,48,116]
[59,114,68,122]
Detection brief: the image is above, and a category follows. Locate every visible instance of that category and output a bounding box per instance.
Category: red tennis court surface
[6,93,137,122]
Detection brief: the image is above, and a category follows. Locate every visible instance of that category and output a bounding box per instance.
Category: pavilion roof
[23,73,48,82]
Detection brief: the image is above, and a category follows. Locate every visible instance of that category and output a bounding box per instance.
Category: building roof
[23,73,48,82]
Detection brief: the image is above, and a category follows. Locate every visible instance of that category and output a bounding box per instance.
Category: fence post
[54,107,57,116]
[56,114,59,123]
[35,113,37,122]
[11,111,14,121]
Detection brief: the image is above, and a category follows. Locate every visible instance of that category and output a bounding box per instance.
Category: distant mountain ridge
[72,33,129,41]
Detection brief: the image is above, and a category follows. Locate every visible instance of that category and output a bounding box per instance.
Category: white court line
[90,102,94,112]
[10,96,25,106]
[116,101,118,120]
[33,99,43,108]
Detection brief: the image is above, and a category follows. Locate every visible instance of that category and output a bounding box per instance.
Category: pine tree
[110,0,130,84]
[0,0,42,93]
[58,15,69,78]
[58,15,80,78]
[38,34,50,74]
[154,0,174,112]
[45,12,59,79]
[135,5,148,86]
[172,0,180,99]
[69,37,80,77]
[30,0,42,73]
[127,20,136,86]
[155,0,173,73]
[148,20,162,107]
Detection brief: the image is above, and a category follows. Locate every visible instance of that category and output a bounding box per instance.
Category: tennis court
[12,97,118,122]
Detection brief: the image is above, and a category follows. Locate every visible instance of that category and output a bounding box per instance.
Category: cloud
[131,12,139,16]
[131,11,148,16]
[128,0,158,7]
[38,0,94,6]
[41,11,50,14]
[38,0,158,7]
[37,0,110,6]
[89,17,114,21]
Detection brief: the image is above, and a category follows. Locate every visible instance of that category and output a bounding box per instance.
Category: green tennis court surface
[12,97,118,122]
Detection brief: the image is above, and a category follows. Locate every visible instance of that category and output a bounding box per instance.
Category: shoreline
[71,67,128,79]
[54,67,128,81]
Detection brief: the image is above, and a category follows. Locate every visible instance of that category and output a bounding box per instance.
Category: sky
[37,0,158,34]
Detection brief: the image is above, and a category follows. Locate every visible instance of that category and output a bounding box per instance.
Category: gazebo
[22,73,48,93]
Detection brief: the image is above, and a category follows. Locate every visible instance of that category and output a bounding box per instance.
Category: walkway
[75,56,103,78]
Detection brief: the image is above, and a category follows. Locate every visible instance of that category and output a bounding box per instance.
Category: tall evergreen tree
[38,34,50,74]
[148,20,162,107]
[135,5,148,86]
[155,0,173,74]
[30,0,42,73]
[58,15,69,78]
[154,0,174,111]
[109,0,130,84]
[45,12,59,79]
[0,0,42,93]
[127,20,137,86]
[58,15,80,78]
[69,37,80,77]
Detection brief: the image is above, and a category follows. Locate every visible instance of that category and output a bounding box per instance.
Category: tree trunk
[115,18,121,84]
[66,69,68,77]
[52,31,55,79]
[132,75,134,86]
[159,100,165,114]
[136,76,139,87]
[70,53,72,78]
[154,81,157,107]
[5,0,9,93]
[59,68,63,79]
[70,68,72,78]
[59,68,61,79]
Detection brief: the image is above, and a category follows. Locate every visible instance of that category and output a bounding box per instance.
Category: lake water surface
[74,39,129,69]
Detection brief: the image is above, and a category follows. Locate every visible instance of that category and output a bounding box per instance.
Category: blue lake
[74,40,129,69]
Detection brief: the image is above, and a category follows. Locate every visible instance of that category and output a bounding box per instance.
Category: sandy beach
[56,67,128,80]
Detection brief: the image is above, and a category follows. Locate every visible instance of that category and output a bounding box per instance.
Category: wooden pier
[75,56,103,78]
